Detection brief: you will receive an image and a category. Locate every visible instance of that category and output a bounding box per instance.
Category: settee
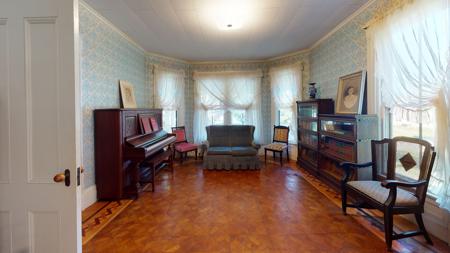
[203,125,260,170]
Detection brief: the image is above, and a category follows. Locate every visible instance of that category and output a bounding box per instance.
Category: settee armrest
[252,142,261,150]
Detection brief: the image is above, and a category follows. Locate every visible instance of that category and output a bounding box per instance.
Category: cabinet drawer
[320,135,355,161]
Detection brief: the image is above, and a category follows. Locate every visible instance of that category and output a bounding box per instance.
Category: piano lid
[125,130,171,148]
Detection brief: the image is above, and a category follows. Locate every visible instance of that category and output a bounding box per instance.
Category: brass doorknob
[53,173,65,182]
[53,169,70,186]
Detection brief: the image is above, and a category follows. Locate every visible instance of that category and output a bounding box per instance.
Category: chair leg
[169,153,174,178]
[280,151,283,166]
[286,148,290,161]
[341,185,347,215]
[384,209,393,251]
[180,152,184,164]
[195,150,198,160]
[264,149,267,163]
[415,213,433,245]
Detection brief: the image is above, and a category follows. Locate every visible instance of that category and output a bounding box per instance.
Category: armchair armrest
[339,162,374,184]
[380,180,427,207]
[202,140,209,149]
[339,162,374,169]
[381,180,427,189]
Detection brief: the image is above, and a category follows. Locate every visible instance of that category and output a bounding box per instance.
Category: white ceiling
[84,0,369,61]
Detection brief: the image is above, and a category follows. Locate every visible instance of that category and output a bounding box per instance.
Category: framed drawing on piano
[119,80,137,108]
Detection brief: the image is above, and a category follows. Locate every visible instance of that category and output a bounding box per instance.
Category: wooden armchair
[340,137,436,250]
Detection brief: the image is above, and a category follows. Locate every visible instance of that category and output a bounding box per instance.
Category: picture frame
[335,70,366,114]
[119,80,137,108]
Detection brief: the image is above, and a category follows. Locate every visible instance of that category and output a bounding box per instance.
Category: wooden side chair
[171,126,198,164]
[340,137,436,250]
[264,125,290,165]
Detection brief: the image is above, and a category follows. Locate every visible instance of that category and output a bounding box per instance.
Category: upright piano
[94,109,176,200]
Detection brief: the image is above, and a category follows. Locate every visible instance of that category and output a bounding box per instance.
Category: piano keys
[94,108,176,200]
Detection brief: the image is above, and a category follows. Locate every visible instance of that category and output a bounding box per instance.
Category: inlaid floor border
[82,199,133,245]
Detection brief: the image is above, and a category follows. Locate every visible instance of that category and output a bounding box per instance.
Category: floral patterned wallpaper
[310,3,376,99]
[80,2,189,189]
[80,3,149,188]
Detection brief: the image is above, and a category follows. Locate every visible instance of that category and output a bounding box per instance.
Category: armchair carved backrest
[371,137,436,207]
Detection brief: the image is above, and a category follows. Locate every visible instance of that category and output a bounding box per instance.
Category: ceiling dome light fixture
[214,0,248,30]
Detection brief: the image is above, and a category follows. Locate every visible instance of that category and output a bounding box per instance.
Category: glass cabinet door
[298,104,318,118]
[299,132,318,148]
[298,148,318,166]
[320,118,355,139]
[298,120,318,132]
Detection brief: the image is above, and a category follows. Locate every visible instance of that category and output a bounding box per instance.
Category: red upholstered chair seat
[175,142,198,153]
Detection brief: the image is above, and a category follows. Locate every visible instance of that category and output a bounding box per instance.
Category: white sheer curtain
[193,71,263,143]
[154,67,185,132]
[368,0,450,209]
[269,65,302,144]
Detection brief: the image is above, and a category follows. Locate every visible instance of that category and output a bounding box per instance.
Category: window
[162,110,177,133]
[369,0,449,206]
[231,109,246,125]
[207,110,225,125]
[270,65,302,144]
[193,71,262,143]
[277,108,293,128]
[154,67,185,133]
[385,106,436,180]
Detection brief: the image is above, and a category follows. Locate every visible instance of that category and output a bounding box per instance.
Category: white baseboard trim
[82,185,97,210]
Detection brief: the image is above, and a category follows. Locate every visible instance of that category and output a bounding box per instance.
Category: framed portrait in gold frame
[335,71,366,114]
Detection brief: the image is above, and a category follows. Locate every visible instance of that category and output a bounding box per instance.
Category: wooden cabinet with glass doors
[318,114,378,186]
[296,100,334,174]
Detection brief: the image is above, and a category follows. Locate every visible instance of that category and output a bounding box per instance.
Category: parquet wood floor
[84,160,450,253]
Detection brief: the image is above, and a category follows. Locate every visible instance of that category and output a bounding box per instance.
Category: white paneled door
[0,0,81,252]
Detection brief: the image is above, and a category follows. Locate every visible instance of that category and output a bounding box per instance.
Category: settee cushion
[228,126,254,146]
[231,146,258,156]
[206,147,232,155]
[347,181,419,207]
[206,125,255,147]
[207,126,231,147]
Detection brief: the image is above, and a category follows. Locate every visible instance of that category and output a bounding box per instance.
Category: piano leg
[151,163,155,192]
[130,161,141,199]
